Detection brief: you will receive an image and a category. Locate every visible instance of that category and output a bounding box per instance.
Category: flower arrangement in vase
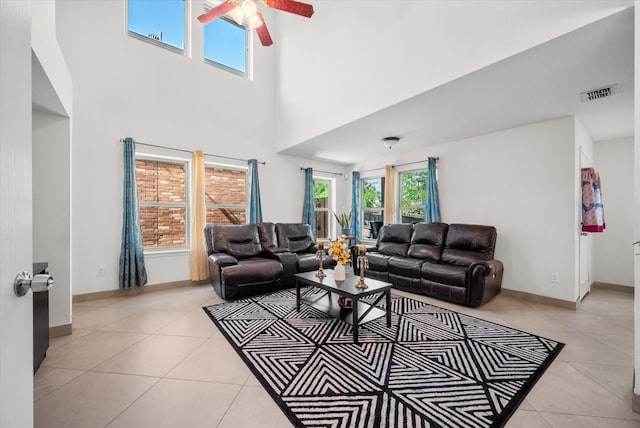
[327,240,351,281]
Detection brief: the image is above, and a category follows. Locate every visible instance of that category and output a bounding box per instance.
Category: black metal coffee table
[295,270,392,343]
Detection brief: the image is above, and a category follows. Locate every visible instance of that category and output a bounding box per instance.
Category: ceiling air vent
[580,84,619,102]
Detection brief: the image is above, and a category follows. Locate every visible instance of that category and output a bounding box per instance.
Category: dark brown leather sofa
[353,222,503,307]
[204,223,336,300]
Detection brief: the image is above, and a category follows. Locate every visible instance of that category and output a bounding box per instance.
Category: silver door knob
[13,272,54,297]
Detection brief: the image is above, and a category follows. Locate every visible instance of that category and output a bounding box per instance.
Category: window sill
[144,248,190,257]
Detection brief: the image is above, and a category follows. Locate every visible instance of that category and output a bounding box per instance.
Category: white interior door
[579,232,592,300]
[579,149,593,301]
[0,1,34,426]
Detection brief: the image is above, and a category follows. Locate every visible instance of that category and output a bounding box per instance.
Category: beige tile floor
[34,285,639,427]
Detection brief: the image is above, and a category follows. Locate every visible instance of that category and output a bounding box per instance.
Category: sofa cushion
[441,224,497,267]
[366,252,392,272]
[407,222,448,261]
[212,224,262,259]
[376,224,413,257]
[276,223,315,253]
[388,256,425,279]
[257,222,278,251]
[421,260,467,287]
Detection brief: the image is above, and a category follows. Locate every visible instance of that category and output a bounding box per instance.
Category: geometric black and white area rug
[203,289,564,428]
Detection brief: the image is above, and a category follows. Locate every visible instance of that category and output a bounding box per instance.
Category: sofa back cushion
[441,224,497,267]
[407,222,448,261]
[276,223,314,253]
[376,224,413,257]
[204,224,215,255]
[257,222,278,251]
[211,224,262,259]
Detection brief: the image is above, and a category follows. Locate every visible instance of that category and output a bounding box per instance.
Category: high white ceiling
[280,8,634,165]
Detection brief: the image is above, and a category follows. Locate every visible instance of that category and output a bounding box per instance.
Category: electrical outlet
[550,272,560,283]
[97,267,105,277]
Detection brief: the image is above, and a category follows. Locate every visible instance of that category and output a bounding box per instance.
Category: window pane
[204,18,247,74]
[401,208,424,224]
[362,177,385,209]
[363,210,384,239]
[314,180,329,208]
[128,0,185,50]
[140,206,186,248]
[158,162,186,203]
[400,171,427,207]
[136,159,159,202]
[205,167,246,205]
[315,210,328,239]
[136,159,186,203]
[206,208,246,225]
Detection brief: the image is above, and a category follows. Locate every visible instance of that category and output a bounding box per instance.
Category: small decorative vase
[341,228,353,237]
[334,263,346,281]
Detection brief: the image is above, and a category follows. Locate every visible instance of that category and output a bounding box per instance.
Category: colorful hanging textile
[581,167,605,233]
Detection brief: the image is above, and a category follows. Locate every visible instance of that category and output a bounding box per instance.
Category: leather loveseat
[204,223,336,300]
[353,222,503,307]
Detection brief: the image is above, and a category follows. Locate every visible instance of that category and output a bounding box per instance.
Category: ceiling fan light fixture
[382,136,400,149]
[248,14,264,28]
[241,0,258,18]
[228,6,245,25]
[198,0,314,46]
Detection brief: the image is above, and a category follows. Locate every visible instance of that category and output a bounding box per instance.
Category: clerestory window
[204,17,249,77]
[128,0,186,54]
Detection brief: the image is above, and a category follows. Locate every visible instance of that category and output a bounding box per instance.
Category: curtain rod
[394,157,439,168]
[120,139,266,165]
[299,167,343,177]
[362,157,439,173]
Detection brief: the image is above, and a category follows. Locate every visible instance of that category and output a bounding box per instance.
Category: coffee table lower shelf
[301,291,386,326]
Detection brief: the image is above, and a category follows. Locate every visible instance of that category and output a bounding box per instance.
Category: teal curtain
[301,167,316,238]
[119,138,148,289]
[351,171,361,243]
[425,157,441,223]
[247,159,262,223]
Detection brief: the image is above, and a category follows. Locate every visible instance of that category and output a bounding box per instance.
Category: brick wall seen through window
[136,159,187,248]
[205,166,247,224]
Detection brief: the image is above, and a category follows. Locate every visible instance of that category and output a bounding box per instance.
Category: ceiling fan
[198,0,314,47]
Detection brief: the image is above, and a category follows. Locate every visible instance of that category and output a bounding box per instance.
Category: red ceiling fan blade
[265,0,314,18]
[197,1,237,24]
[255,12,273,46]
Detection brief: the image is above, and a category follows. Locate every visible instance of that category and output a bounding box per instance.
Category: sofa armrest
[207,252,238,298]
[208,252,238,266]
[266,252,298,288]
[262,247,289,255]
[306,245,320,254]
[468,259,503,278]
[466,259,504,306]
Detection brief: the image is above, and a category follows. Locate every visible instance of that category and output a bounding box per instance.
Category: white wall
[33,112,72,328]
[353,117,579,303]
[276,0,631,150]
[32,0,72,115]
[55,1,348,294]
[593,137,634,286]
